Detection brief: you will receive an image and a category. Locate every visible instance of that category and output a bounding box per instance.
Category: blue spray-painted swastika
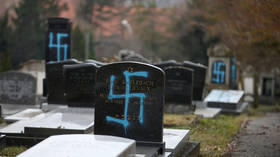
[231,58,236,81]
[211,61,226,84]
[106,70,148,135]
[49,32,68,62]
[231,65,236,80]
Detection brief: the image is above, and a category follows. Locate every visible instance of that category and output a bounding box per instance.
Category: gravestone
[0,72,36,105]
[46,59,79,104]
[164,67,194,114]
[165,66,193,104]
[259,74,276,105]
[44,17,72,98]
[17,135,136,157]
[153,60,180,70]
[204,89,248,114]
[45,17,71,64]
[64,63,97,108]
[94,62,165,151]
[206,44,239,91]
[182,61,207,101]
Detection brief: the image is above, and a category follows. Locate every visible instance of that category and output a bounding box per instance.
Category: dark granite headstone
[64,63,97,108]
[165,66,193,105]
[46,59,79,104]
[182,61,207,101]
[153,60,180,70]
[0,72,36,105]
[45,17,71,64]
[94,62,165,147]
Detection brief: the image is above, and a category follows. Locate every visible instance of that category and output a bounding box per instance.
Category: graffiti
[49,32,69,62]
[231,65,236,80]
[106,70,148,134]
[211,61,226,84]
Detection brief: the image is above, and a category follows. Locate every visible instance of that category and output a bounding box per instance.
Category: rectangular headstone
[17,135,136,157]
[45,18,71,64]
[46,59,79,104]
[94,62,165,147]
[0,72,36,105]
[64,63,97,108]
[164,66,193,105]
[4,109,43,123]
[182,61,207,101]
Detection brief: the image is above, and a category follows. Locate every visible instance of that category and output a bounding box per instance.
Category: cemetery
[0,1,280,156]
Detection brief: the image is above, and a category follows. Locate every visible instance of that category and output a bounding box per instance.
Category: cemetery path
[230,112,280,157]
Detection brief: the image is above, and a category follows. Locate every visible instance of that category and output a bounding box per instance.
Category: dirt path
[230,112,280,157]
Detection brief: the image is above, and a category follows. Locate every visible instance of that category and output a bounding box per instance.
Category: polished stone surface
[17,135,136,157]
[0,104,40,117]
[24,107,95,135]
[64,63,97,108]
[204,90,244,104]
[4,109,43,123]
[163,128,190,152]
[46,59,79,104]
[95,62,165,143]
[0,107,94,135]
[182,61,207,101]
[164,66,193,105]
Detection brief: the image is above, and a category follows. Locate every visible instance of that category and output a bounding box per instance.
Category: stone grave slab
[0,112,47,134]
[64,63,97,108]
[204,89,247,114]
[164,66,194,114]
[94,62,165,150]
[0,104,40,117]
[4,109,43,123]
[24,107,94,136]
[17,135,136,157]
[46,59,79,104]
[193,101,221,118]
[163,129,190,152]
[182,61,207,101]
[194,107,221,118]
[0,72,37,105]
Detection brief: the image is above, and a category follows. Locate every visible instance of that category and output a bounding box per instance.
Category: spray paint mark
[106,70,148,135]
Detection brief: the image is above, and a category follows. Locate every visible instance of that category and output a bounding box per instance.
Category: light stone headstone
[0,72,36,105]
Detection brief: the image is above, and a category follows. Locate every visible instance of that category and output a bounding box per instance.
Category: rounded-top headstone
[94,61,165,143]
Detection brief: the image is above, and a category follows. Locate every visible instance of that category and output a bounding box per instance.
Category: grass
[0,146,27,157]
[166,104,280,156]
